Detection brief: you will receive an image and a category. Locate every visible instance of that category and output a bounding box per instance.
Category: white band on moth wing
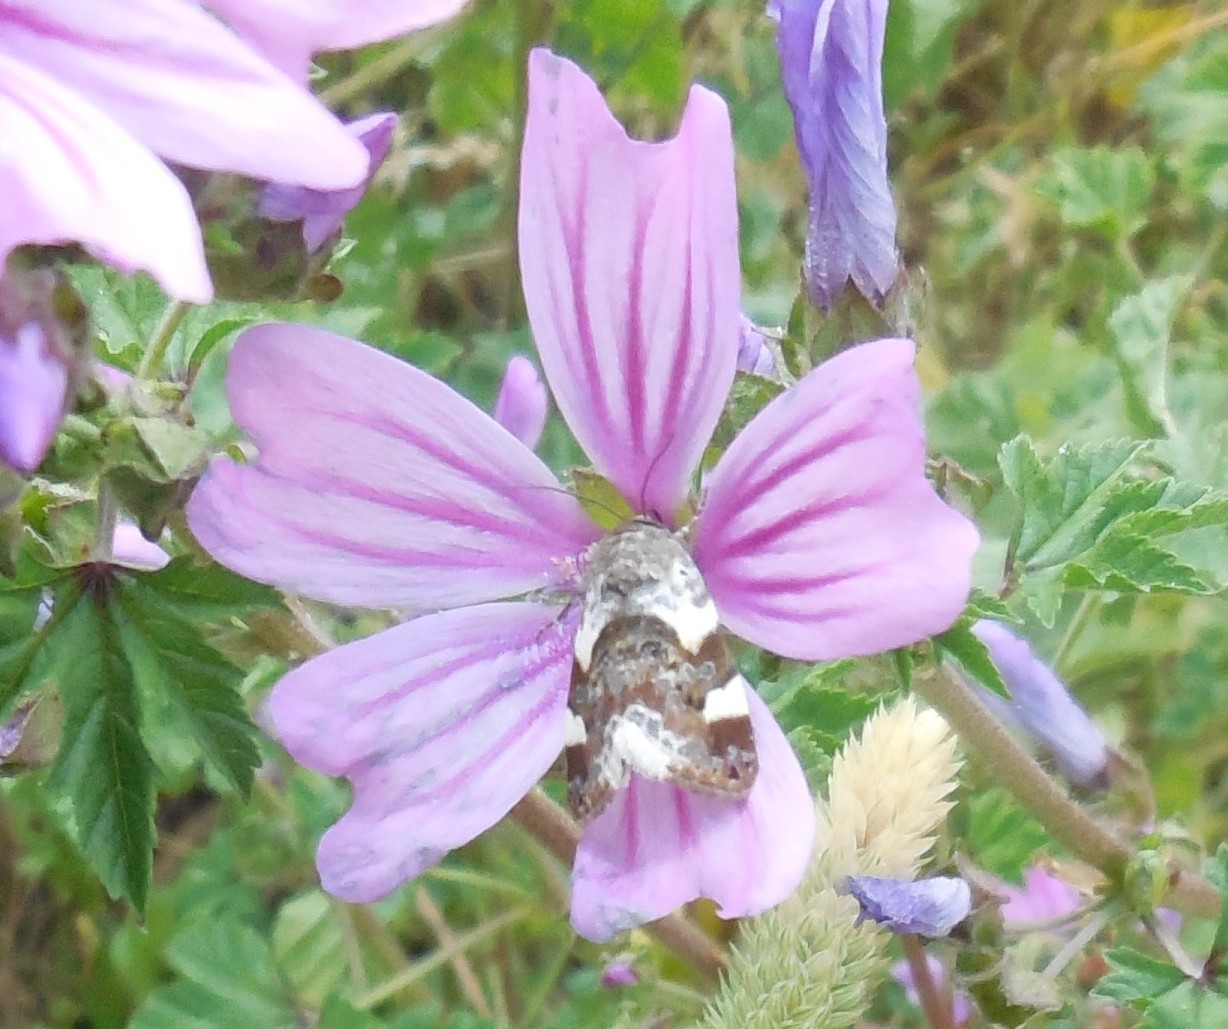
[564,709,588,747]
[702,674,751,723]
[658,596,719,654]
[610,716,676,781]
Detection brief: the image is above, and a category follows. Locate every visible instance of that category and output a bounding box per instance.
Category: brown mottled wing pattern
[565,614,758,825]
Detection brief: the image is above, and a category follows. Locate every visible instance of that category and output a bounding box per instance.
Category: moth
[564,519,758,823]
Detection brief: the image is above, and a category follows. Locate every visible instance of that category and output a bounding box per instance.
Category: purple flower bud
[0,270,78,473]
[971,620,1110,789]
[258,112,397,253]
[847,875,972,937]
[772,0,899,309]
[493,354,548,450]
[599,959,638,988]
[737,314,778,377]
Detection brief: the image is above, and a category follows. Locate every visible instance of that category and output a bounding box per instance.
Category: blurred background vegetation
[3,0,1228,1025]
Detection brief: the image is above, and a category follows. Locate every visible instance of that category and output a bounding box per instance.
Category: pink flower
[1000,866,1082,926]
[187,50,978,940]
[0,0,459,302]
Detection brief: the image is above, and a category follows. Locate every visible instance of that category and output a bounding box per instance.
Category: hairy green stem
[136,300,191,380]
[915,664,1219,919]
[92,480,118,561]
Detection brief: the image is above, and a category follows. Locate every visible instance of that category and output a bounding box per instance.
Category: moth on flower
[187,48,979,941]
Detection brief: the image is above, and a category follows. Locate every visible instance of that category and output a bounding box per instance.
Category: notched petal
[519,49,741,521]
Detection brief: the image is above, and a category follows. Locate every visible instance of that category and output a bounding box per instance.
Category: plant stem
[136,300,191,380]
[92,480,118,561]
[915,663,1221,920]
[510,788,727,980]
[901,935,956,1029]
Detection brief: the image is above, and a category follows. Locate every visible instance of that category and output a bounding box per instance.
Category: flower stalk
[913,662,1219,919]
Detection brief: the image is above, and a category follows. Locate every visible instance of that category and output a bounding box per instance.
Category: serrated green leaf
[107,416,212,483]
[1033,146,1156,239]
[130,919,294,1029]
[139,556,285,621]
[1000,437,1149,568]
[1142,982,1228,1029]
[1109,277,1189,437]
[1093,947,1186,1006]
[114,579,260,795]
[1065,532,1213,595]
[936,621,1009,698]
[963,590,1018,622]
[45,592,155,909]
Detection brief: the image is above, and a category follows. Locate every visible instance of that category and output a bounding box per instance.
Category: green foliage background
[3,0,1228,1026]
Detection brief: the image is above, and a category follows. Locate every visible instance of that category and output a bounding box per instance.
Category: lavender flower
[187,50,978,941]
[737,314,778,377]
[0,1,458,302]
[847,875,972,937]
[258,113,397,253]
[600,959,638,988]
[493,355,548,450]
[772,0,899,309]
[972,620,1111,788]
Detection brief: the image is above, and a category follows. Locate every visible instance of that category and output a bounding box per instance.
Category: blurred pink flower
[188,50,978,940]
[0,0,459,302]
[1000,865,1083,926]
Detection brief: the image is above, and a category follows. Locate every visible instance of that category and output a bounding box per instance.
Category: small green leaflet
[1094,947,1228,1028]
[1000,437,1227,625]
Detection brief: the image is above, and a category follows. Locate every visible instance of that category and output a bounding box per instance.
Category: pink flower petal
[205,0,469,79]
[110,523,171,572]
[187,324,599,608]
[693,338,979,661]
[0,322,68,472]
[257,112,397,253]
[493,355,548,450]
[1,0,367,189]
[519,49,740,521]
[0,53,211,302]
[570,689,814,942]
[265,602,574,902]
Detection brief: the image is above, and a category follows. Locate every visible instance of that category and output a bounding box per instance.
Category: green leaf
[114,577,261,795]
[1109,277,1190,437]
[936,620,1009,698]
[138,556,285,622]
[104,415,212,483]
[45,592,155,909]
[1142,982,1228,1029]
[1094,947,1186,1007]
[272,891,348,1009]
[129,919,295,1029]
[1205,845,1228,957]
[1000,437,1148,568]
[999,438,1221,623]
[883,0,966,107]
[1033,146,1156,239]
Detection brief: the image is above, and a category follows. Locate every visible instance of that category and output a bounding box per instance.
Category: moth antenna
[505,482,627,525]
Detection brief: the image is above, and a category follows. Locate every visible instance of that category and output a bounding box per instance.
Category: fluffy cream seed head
[700,698,963,1029]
